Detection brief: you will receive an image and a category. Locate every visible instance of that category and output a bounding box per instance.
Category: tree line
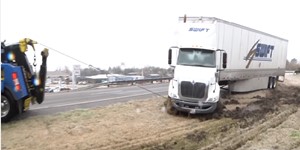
[286,58,300,71]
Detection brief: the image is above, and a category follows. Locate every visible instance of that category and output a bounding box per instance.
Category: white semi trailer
[167,16,288,114]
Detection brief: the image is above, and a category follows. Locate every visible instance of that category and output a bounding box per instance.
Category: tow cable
[38,43,168,100]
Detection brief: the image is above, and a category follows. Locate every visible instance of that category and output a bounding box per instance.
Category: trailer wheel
[271,77,277,89]
[1,92,17,122]
[267,77,277,89]
[164,97,178,115]
[267,77,272,89]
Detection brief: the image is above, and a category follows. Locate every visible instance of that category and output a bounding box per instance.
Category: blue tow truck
[1,38,49,122]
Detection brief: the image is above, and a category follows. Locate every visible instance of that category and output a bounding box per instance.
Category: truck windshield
[177,48,216,67]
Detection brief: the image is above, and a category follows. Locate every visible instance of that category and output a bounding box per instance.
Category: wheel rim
[1,98,10,117]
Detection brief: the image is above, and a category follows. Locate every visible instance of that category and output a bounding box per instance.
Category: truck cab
[167,46,225,114]
[166,16,287,115]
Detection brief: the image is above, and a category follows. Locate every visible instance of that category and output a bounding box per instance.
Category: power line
[38,43,99,70]
[136,84,168,99]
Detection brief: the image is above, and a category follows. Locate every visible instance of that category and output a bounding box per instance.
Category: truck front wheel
[1,93,17,122]
[215,100,225,113]
[164,97,178,115]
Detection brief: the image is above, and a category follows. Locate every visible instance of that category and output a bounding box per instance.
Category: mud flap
[23,97,31,111]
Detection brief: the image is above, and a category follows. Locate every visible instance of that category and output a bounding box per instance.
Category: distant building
[47,71,71,84]
[126,72,140,76]
[84,74,145,83]
[84,74,108,83]
[147,74,160,79]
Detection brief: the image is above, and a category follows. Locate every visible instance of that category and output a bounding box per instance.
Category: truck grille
[181,81,206,98]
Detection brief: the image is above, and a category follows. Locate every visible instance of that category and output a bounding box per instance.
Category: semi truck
[166,16,288,114]
[1,38,49,122]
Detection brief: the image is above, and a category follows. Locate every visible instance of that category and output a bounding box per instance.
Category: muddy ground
[2,75,300,150]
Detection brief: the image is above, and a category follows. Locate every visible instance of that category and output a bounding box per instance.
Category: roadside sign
[73,65,80,76]
[74,70,80,76]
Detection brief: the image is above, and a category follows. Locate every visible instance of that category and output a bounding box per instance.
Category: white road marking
[89,90,124,95]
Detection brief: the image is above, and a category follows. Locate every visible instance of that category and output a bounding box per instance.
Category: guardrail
[46,77,173,93]
[69,77,173,91]
[107,77,172,87]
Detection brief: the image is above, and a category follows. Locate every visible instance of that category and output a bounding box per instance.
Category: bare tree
[286,58,300,71]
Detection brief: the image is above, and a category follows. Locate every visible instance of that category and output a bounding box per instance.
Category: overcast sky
[1,0,299,71]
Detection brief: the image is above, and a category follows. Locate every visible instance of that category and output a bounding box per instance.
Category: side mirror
[168,49,172,65]
[222,52,227,69]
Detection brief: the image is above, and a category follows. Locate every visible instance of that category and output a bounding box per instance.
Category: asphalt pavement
[14,83,168,120]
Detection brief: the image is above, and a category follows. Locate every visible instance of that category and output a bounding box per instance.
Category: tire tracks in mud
[200,106,298,150]
[97,83,300,150]
[93,118,232,150]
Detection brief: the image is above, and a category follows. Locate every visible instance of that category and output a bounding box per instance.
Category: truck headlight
[207,97,218,102]
[169,79,179,99]
[172,94,178,98]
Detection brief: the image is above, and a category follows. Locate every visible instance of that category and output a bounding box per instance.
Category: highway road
[16,83,169,119]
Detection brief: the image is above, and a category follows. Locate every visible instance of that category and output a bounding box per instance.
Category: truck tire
[268,77,277,89]
[271,77,277,89]
[1,92,17,122]
[215,101,225,114]
[164,97,178,115]
[267,77,272,89]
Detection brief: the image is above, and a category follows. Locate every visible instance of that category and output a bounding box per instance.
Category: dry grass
[2,75,300,150]
[2,97,215,150]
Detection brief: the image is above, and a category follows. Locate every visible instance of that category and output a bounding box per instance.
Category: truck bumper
[170,98,217,114]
